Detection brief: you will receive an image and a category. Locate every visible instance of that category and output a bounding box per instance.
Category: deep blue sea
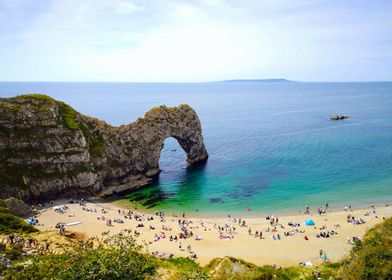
[1,82,392,214]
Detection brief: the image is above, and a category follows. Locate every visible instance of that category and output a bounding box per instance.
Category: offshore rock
[330,114,349,120]
[0,94,208,201]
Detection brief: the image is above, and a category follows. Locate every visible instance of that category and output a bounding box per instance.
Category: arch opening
[158,137,187,177]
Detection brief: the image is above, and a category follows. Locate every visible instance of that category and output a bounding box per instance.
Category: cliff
[0,94,208,201]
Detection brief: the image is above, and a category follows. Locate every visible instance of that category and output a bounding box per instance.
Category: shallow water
[1,81,392,214]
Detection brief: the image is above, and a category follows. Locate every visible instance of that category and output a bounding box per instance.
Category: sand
[32,200,392,267]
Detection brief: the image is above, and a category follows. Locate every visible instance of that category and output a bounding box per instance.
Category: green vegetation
[55,99,105,157]
[16,94,56,103]
[56,101,79,130]
[4,218,391,279]
[79,123,104,157]
[144,105,183,120]
[205,257,338,280]
[160,257,209,279]
[338,217,392,280]
[0,95,105,189]
[0,200,37,235]
[14,94,104,157]
[4,235,157,280]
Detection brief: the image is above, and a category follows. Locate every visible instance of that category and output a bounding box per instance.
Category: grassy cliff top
[0,199,38,235]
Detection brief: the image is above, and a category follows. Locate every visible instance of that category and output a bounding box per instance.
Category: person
[319,249,323,258]
[59,224,65,235]
[7,233,14,244]
[322,251,329,262]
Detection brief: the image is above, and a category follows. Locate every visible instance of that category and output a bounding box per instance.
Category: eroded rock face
[2,198,33,217]
[0,94,208,201]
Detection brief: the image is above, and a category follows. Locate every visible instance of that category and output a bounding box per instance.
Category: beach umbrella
[304,219,315,226]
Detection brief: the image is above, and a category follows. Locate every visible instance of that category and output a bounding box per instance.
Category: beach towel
[66,221,81,226]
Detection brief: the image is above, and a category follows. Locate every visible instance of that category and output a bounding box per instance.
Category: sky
[0,0,391,82]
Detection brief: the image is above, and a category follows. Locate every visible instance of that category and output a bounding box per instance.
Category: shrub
[0,212,38,235]
[5,246,23,261]
[6,235,157,280]
[338,217,392,280]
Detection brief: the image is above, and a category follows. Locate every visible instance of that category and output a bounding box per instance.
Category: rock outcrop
[0,94,208,201]
[330,115,349,120]
[2,198,33,217]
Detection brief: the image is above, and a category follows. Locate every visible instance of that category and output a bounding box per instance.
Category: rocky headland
[0,94,208,202]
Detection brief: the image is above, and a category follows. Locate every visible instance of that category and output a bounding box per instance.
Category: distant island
[219,78,295,83]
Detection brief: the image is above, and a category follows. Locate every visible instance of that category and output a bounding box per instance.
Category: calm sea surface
[1,82,392,214]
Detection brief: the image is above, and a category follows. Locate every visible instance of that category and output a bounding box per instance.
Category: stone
[330,115,349,120]
[2,197,33,217]
[0,94,208,201]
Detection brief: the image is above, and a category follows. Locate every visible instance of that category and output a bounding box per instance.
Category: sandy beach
[32,200,392,267]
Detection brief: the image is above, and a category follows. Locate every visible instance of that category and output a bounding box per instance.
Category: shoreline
[111,195,392,219]
[31,198,392,267]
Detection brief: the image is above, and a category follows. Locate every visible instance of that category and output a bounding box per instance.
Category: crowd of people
[40,200,384,265]
[3,234,51,253]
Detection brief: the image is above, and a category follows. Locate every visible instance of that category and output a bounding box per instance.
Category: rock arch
[0,95,208,200]
[102,104,209,195]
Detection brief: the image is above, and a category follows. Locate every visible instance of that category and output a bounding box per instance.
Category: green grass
[16,94,55,102]
[56,101,79,130]
[338,217,392,280]
[56,100,105,157]
[161,257,209,279]
[4,235,157,280]
[79,123,105,157]
[0,200,38,235]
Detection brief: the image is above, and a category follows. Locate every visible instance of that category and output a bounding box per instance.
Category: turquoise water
[1,82,392,214]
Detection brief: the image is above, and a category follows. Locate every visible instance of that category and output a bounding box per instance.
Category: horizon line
[0,80,391,83]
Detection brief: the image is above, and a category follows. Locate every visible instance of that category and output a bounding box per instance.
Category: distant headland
[219,78,295,83]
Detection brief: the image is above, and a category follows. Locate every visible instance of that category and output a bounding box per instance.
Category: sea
[1,81,392,215]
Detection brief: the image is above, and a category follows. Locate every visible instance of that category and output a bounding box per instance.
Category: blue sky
[0,0,391,82]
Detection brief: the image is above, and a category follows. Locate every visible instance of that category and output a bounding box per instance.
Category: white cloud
[0,0,391,81]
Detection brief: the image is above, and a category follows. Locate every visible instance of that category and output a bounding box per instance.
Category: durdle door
[0,94,208,201]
